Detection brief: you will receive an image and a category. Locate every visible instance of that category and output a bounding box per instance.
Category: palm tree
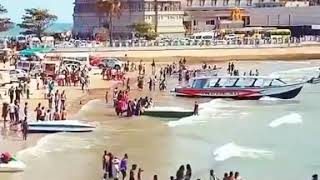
[97,0,122,47]
[0,4,12,32]
[154,0,158,33]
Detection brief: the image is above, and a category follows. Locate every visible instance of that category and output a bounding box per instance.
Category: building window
[187,0,193,6]
[211,0,217,6]
[247,0,252,5]
[199,0,205,6]
[223,0,229,6]
[206,20,215,25]
[235,0,240,6]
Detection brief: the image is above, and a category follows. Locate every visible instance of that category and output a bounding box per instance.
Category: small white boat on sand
[28,120,96,133]
[0,159,26,173]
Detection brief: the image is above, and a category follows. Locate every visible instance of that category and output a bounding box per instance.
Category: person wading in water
[193,101,199,115]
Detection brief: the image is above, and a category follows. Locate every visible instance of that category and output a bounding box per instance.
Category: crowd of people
[112,87,153,117]
[101,150,244,180]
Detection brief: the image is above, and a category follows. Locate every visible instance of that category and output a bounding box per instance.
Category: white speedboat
[174,76,305,100]
[28,120,96,133]
[0,159,26,172]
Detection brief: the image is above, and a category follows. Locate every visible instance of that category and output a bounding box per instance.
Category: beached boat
[0,159,26,172]
[173,76,304,100]
[142,107,194,118]
[28,120,96,133]
[173,68,221,77]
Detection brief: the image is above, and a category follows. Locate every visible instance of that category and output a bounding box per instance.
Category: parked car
[98,58,124,69]
[9,69,29,82]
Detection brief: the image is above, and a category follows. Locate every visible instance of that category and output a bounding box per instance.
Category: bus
[265,29,291,42]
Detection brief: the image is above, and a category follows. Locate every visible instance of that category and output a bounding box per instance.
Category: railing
[53,36,320,51]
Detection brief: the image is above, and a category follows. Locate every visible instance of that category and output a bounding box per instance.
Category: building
[183,0,282,33]
[183,0,320,35]
[73,0,185,39]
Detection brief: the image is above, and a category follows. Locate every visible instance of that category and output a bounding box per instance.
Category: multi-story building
[73,0,185,39]
[183,0,282,33]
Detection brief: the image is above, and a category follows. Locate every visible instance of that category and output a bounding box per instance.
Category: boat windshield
[223,78,238,87]
[270,79,286,86]
[209,78,219,87]
[236,78,256,87]
[192,78,209,88]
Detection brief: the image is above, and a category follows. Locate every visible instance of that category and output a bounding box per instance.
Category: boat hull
[28,120,96,133]
[174,84,303,100]
[0,160,26,173]
[142,110,194,118]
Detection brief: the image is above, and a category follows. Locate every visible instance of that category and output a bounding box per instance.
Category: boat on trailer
[28,120,96,133]
[173,76,304,100]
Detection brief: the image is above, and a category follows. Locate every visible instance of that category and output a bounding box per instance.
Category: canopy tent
[19,47,54,56]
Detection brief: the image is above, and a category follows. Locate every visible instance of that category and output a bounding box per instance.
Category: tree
[97,0,122,47]
[18,8,57,40]
[131,22,158,40]
[0,4,13,32]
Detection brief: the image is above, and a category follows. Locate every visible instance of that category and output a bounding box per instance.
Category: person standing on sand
[105,91,109,103]
[24,102,28,120]
[61,90,66,110]
[26,83,30,99]
[35,103,41,121]
[8,86,14,103]
[120,154,128,180]
[2,102,8,122]
[61,108,67,120]
[21,117,28,140]
[151,59,156,75]
[148,78,153,91]
[14,101,20,123]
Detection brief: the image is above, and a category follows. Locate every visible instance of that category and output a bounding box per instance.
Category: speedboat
[173,76,305,100]
[0,159,26,172]
[28,120,96,133]
[142,107,194,118]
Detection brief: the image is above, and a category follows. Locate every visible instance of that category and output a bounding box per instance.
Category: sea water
[4,60,320,180]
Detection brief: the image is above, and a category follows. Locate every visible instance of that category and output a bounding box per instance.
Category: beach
[53,44,320,62]
[1,48,320,180]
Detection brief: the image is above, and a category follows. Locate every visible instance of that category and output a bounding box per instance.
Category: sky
[1,0,74,23]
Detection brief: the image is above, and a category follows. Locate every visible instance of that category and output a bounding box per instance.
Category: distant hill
[0,23,73,37]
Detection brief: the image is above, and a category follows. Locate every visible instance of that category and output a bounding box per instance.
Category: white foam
[17,133,98,159]
[259,96,282,101]
[269,112,303,128]
[269,66,320,81]
[167,99,240,127]
[213,142,273,161]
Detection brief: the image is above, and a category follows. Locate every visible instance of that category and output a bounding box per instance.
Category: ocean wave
[269,113,303,128]
[213,142,273,161]
[259,96,283,101]
[17,133,97,159]
[167,99,240,127]
[269,66,320,80]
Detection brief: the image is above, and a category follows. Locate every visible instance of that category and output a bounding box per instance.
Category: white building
[248,6,320,27]
[73,0,185,39]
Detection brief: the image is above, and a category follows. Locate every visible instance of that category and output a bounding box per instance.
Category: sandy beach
[52,45,320,62]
